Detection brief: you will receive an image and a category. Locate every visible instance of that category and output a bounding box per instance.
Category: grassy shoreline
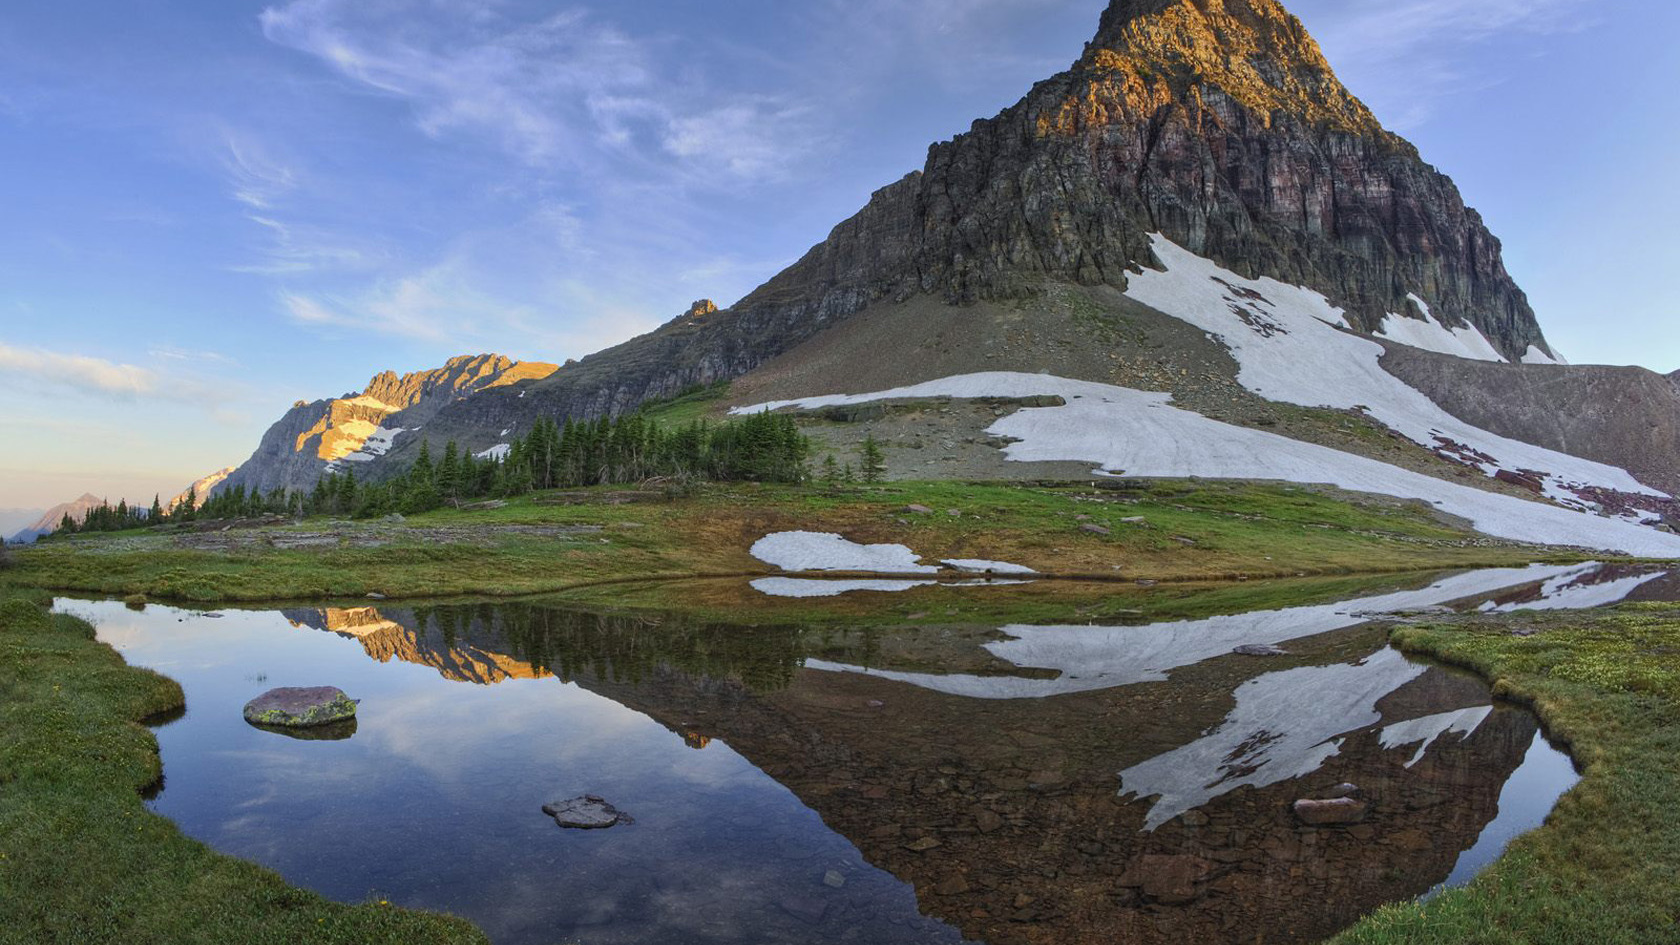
[1331,605,1680,944]
[3,479,1573,605]
[0,593,488,945]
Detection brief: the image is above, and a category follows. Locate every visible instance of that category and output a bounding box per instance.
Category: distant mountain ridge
[7,494,103,544]
[217,354,557,497]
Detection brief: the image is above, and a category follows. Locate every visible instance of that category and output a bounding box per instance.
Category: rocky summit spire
[1083,0,1382,135]
[710,0,1553,362]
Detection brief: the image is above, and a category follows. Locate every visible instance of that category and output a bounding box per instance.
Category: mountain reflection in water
[73,563,1669,945]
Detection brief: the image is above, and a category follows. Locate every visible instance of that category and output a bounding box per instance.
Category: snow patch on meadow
[737,373,1680,557]
[942,559,1038,575]
[751,531,940,574]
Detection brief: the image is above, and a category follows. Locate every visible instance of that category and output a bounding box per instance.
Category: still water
[66,562,1671,945]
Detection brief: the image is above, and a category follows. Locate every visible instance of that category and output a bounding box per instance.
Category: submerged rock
[542,795,631,829]
[1293,797,1369,825]
[242,686,358,729]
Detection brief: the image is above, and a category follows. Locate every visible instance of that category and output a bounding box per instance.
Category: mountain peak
[1081,0,1380,135]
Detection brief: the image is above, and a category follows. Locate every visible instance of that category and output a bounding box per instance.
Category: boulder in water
[542,795,631,829]
[242,687,358,728]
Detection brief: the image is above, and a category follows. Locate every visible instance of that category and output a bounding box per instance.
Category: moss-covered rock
[241,686,358,728]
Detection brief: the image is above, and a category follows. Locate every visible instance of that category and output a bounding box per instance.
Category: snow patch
[1379,705,1493,768]
[359,426,404,457]
[941,559,1037,574]
[752,578,936,598]
[1123,235,1659,506]
[1375,296,1507,363]
[751,531,939,574]
[476,444,512,461]
[1521,345,1567,366]
[736,373,1680,557]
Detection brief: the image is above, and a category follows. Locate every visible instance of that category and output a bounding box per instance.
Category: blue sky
[2,0,1676,510]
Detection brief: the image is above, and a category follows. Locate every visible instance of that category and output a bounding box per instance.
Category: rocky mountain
[219,354,557,498]
[166,467,237,512]
[7,493,103,544]
[374,0,1563,468]
[197,0,1680,557]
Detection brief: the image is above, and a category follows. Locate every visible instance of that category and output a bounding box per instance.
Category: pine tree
[149,494,163,523]
[438,440,462,507]
[821,454,841,485]
[859,435,887,484]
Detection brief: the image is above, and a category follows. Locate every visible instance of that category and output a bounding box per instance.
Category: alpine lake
[59,561,1677,945]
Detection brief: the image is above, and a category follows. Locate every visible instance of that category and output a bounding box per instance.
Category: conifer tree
[860,435,887,484]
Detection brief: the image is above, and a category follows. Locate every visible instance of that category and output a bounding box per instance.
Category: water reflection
[69,562,1662,945]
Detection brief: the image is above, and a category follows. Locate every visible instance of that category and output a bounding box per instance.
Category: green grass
[1333,603,1680,944]
[637,380,732,425]
[4,480,1567,605]
[0,593,488,945]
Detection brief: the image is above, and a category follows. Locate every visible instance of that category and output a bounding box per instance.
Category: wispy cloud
[222,129,299,209]
[233,214,382,275]
[0,344,162,398]
[258,0,815,180]
[259,1,652,167]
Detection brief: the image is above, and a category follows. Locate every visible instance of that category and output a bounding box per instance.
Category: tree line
[52,409,831,533]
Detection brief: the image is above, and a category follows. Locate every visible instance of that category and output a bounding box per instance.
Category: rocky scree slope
[219,354,556,498]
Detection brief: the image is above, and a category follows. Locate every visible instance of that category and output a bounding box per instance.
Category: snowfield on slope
[736,374,1680,558]
[1123,235,1655,507]
[1374,294,1507,363]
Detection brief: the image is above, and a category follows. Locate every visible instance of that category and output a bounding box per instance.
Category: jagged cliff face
[400,0,1553,455]
[220,354,557,497]
[765,0,1546,354]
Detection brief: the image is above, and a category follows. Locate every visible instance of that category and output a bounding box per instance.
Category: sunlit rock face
[217,354,556,498]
